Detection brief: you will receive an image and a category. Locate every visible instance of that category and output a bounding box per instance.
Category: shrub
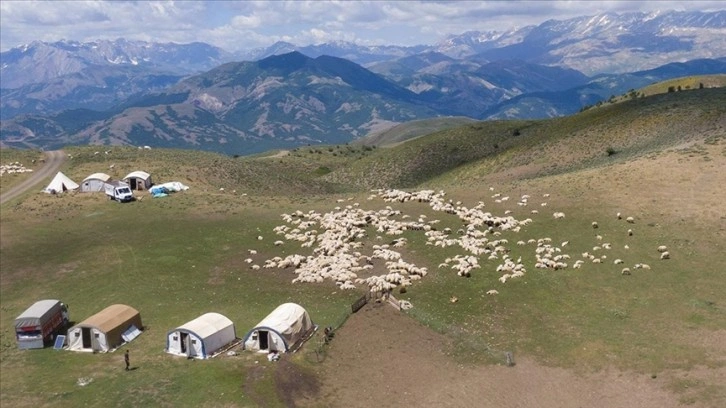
[606,146,618,156]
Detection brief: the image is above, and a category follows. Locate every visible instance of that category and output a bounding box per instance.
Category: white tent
[243,303,316,353]
[43,172,79,194]
[166,313,237,359]
[67,304,143,353]
[80,173,111,192]
[123,170,152,191]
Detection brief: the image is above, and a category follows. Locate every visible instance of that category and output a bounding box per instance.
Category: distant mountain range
[1,9,724,154]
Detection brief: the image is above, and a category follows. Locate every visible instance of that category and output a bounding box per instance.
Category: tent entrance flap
[259,330,269,350]
[180,332,188,354]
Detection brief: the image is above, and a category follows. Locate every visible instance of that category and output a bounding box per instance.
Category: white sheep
[621,267,631,275]
[486,289,499,295]
[660,251,670,260]
[614,259,624,265]
[626,216,635,224]
[592,221,599,229]
[657,245,668,253]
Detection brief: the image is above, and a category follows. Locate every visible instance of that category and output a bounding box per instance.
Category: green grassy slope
[1,85,725,407]
[324,87,726,189]
[355,116,477,147]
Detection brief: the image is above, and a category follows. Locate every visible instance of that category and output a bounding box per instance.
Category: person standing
[124,350,130,371]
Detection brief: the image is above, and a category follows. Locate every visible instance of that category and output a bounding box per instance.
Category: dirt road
[0,150,66,205]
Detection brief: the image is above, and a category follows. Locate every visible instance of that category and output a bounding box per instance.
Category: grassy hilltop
[1,84,725,407]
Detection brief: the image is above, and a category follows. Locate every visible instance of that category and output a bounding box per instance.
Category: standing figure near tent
[124,350,130,371]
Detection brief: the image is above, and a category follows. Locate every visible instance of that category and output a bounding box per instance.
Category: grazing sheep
[553,212,565,219]
[660,251,670,260]
[592,221,599,229]
[274,240,284,246]
[614,259,624,265]
[617,212,622,220]
[621,268,631,275]
[596,235,603,241]
[486,289,499,295]
[626,216,635,224]
[628,229,633,236]
[657,245,668,253]
[257,236,264,240]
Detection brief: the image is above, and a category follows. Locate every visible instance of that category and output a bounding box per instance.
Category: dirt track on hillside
[0,150,65,205]
[295,302,718,408]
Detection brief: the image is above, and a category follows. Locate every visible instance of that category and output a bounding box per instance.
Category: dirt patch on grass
[274,358,320,407]
[298,301,714,408]
[242,364,268,406]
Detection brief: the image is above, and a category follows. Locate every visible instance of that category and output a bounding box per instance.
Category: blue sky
[1,1,723,52]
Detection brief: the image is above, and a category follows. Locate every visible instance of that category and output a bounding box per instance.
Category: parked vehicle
[14,300,70,349]
[104,181,134,202]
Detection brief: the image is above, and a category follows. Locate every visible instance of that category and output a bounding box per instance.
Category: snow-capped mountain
[433,10,726,75]
[1,39,235,89]
[1,9,724,151]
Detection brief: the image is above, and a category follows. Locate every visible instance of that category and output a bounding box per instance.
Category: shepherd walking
[124,350,130,371]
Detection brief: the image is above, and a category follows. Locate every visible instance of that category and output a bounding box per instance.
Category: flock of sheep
[0,162,34,176]
[246,188,670,301]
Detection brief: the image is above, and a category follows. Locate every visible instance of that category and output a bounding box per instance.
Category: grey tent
[80,173,111,192]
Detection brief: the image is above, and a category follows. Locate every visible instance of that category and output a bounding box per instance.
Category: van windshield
[118,188,131,194]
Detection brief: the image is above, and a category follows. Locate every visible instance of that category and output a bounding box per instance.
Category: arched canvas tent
[67,304,142,352]
[123,171,153,191]
[166,313,237,359]
[80,173,111,192]
[243,303,316,353]
[43,172,79,194]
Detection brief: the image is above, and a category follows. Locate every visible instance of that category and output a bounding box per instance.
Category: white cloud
[1,0,723,52]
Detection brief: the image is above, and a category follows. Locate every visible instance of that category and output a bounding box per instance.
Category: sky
[1,1,723,53]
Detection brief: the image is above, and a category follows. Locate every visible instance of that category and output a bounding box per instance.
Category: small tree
[606,147,618,156]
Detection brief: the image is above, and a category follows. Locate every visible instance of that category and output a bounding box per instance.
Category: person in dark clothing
[124,350,130,371]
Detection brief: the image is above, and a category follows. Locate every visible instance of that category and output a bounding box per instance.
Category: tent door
[180,332,188,354]
[181,333,194,357]
[258,330,269,350]
[81,328,92,348]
